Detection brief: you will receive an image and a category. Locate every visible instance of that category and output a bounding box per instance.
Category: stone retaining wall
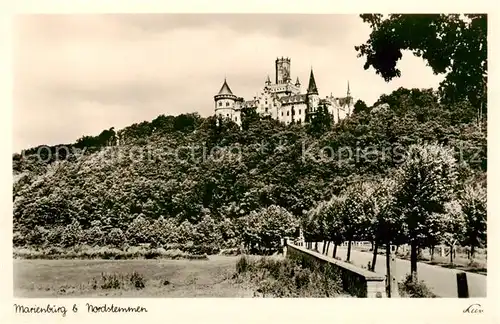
[285,242,386,298]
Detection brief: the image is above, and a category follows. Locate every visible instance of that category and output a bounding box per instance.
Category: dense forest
[13,87,486,254]
[13,14,487,279]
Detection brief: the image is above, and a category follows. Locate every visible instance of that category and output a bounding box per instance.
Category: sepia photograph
[12,13,487,301]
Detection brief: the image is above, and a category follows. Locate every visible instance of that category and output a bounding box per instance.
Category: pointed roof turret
[217,78,234,95]
[265,75,271,85]
[295,77,301,87]
[347,80,351,97]
[307,69,318,95]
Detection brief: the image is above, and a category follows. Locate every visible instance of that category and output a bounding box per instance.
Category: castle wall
[254,90,277,117]
[279,102,308,125]
[215,98,236,110]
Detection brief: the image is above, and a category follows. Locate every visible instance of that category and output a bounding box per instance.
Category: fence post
[283,237,288,257]
[457,272,469,298]
[387,244,399,298]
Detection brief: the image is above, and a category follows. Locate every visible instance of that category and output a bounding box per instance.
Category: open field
[14,256,255,297]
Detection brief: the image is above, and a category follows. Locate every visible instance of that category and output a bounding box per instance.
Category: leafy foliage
[240,205,299,252]
[394,143,458,277]
[398,273,436,298]
[356,14,487,110]
[353,99,369,114]
[235,256,342,297]
[460,184,487,256]
[13,86,486,264]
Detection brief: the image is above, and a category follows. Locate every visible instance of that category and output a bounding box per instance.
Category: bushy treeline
[14,206,296,255]
[12,113,202,175]
[13,245,208,260]
[13,88,486,256]
[303,143,486,280]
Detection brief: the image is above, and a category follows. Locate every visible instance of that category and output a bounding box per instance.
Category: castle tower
[307,69,318,95]
[346,80,353,115]
[275,57,291,84]
[214,78,238,121]
[306,69,319,112]
[265,75,271,86]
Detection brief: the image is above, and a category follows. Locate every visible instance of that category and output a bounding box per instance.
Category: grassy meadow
[14,256,256,297]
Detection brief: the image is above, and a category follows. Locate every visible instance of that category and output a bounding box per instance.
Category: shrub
[84,226,105,246]
[93,271,147,290]
[294,268,312,289]
[61,220,84,247]
[12,245,207,260]
[129,271,146,289]
[220,247,242,256]
[100,273,122,289]
[240,205,299,253]
[236,255,251,274]
[125,215,151,245]
[106,228,127,248]
[468,260,483,269]
[144,249,161,259]
[175,221,196,244]
[235,256,342,297]
[164,242,220,255]
[26,226,47,246]
[44,226,65,247]
[12,231,27,247]
[398,274,436,297]
[193,215,222,246]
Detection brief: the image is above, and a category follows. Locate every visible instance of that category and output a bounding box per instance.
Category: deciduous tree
[356,14,487,111]
[460,184,487,258]
[394,143,458,280]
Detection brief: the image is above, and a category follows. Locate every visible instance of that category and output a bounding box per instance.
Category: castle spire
[295,77,301,87]
[217,77,233,95]
[347,80,351,97]
[265,75,271,85]
[307,69,318,95]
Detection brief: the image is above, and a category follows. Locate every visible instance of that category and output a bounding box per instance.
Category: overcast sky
[13,14,445,152]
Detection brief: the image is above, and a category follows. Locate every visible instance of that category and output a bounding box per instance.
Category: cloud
[13,14,444,152]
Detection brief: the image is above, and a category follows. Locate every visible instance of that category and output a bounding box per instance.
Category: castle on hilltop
[214,57,354,126]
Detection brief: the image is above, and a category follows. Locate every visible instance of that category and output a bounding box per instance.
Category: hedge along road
[313,242,486,297]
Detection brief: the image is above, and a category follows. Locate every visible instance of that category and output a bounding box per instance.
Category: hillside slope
[12,89,487,251]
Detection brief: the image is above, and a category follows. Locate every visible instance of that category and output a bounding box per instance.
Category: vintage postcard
[4,4,497,324]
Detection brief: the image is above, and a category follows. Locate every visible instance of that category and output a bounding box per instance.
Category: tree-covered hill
[12,88,486,253]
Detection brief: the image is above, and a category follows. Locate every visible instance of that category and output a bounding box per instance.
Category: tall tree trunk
[449,245,454,264]
[347,239,352,262]
[333,243,338,258]
[430,245,435,261]
[410,240,418,281]
[371,240,374,251]
[471,245,475,260]
[371,242,378,271]
[315,241,318,252]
